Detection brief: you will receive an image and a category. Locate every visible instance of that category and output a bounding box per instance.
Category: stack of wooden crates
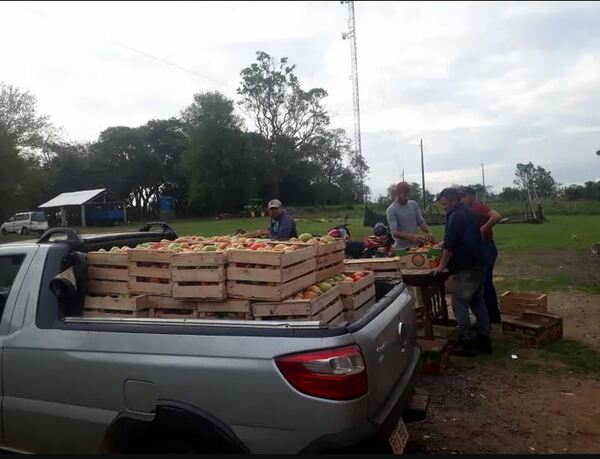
[82,239,354,324]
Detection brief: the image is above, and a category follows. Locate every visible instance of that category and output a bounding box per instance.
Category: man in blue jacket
[267,199,298,241]
[434,188,491,356]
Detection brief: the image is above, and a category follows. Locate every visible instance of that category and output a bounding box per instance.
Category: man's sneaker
[451,339,477,357]
[477,334,493,354]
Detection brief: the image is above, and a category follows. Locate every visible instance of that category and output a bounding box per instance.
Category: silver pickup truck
[0,225,423,454]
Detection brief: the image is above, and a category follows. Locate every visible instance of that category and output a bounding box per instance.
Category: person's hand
[412,234,426,245]
[424,233,435,243]
[432,266,444,276]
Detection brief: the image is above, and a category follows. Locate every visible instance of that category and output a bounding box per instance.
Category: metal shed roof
[39,189,107,208]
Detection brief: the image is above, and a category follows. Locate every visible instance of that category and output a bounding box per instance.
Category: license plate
[388,418,409,454]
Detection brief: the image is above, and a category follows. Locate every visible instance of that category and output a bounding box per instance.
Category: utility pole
[481,163,486,203]
[402,168,405,182]
[420,139,426,210]
[341,1,364,202]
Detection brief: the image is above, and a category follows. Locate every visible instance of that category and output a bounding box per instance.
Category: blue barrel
[159,196,174,210]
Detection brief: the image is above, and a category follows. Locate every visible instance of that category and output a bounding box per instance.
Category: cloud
[1,1,599,198]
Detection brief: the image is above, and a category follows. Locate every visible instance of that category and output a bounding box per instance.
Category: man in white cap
[267,199,298,241]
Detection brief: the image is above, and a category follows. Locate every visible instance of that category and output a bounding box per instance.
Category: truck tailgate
[349,283,416,419]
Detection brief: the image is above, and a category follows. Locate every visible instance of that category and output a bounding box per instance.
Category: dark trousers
[482,240,501,323]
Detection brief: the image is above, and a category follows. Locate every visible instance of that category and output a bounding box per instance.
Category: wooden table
[402,268,451,339]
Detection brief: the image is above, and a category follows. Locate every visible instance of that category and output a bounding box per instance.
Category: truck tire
[1,228,7,236]
[20,226,29,235]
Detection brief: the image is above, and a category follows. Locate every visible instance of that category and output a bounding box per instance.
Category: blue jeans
[483,240,501,323]
[452,264,490,340]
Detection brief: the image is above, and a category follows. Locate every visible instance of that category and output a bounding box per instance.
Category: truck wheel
[1,228,7,236]
[20,227,29,235]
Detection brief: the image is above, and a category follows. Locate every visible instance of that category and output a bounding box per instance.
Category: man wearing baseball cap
[267,199,298,241]
[386,181,434,249]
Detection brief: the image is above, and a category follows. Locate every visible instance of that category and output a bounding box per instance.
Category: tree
[182,92,256,214]
[514,162,559,199]
[498,187,522,201]
[303,128,352,206]
[237,51,330,196]
[0,130,26,219]
[90,118,186,218]
[0,82,60,157]
[350,148,370,203]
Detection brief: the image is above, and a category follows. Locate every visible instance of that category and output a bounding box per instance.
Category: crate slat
[129,280,172,296]
[227,270,316,301]
[316,263,345,283]
[129,250,174,263]
[196,299,251,313]
[336,272,375,295]
[86,252,129,266]
[341,283,376,311]
[129,265,172,279]
[88,266,131,282]
[172,283,227,301]
[227,258,316,283]
[252,286,340,317]
[171,252,227,266]
[88,280,130,295]
[227,245,317,267]
[84,295,148,311]
[500,291,548,315]
[317,250,345,267]
[172,266,226,283]
[147,296,197,310]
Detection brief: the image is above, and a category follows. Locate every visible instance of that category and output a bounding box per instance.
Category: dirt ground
[406,291,600,454]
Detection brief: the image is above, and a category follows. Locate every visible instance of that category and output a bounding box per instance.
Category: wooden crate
[344,257,402,281]
[396,253,440,270]
[418,338,450,376]
[335,272,375,295]
[316,239,346,256]
[197,299,253,320]
[316,249,346,282]
[251,286,342,322]
[171,252,227,300]
[344,296,376,322]
[86,252,131,295]
[149,308,199,319]
[341,283,376,311]
[500,291,548,316]
[227,246,317,301]
[128,250,173,297]
[147,296,197,310]
[502,312,563,349]
[82,294,149,318]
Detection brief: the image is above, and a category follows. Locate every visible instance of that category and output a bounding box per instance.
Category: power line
[20,3,224,86]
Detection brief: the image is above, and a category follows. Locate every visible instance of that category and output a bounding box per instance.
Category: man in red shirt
[459,187,503,323]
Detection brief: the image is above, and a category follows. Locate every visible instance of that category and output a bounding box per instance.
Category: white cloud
[1,0,599,199]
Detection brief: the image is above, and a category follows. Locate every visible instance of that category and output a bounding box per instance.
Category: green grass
[494,215,600,251]
[440,326,600,376]
[495,276,600,295]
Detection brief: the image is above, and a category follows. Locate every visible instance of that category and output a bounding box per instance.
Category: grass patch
[437,324,600,377]
[495,276,600,295]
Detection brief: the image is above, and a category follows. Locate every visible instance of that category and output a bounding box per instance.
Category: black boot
[477,334,493,354]
[451,339,477,357]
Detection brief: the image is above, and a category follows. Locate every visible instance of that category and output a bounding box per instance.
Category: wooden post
[81,205,86,227]
[60,207,67,227]
[123,204,127,224]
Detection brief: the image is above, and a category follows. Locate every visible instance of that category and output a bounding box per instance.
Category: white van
[1,211,48,236]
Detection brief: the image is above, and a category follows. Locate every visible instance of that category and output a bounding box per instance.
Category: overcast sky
[2,1,599,198]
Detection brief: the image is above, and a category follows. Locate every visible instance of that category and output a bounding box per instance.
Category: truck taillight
[275,345,368,401]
